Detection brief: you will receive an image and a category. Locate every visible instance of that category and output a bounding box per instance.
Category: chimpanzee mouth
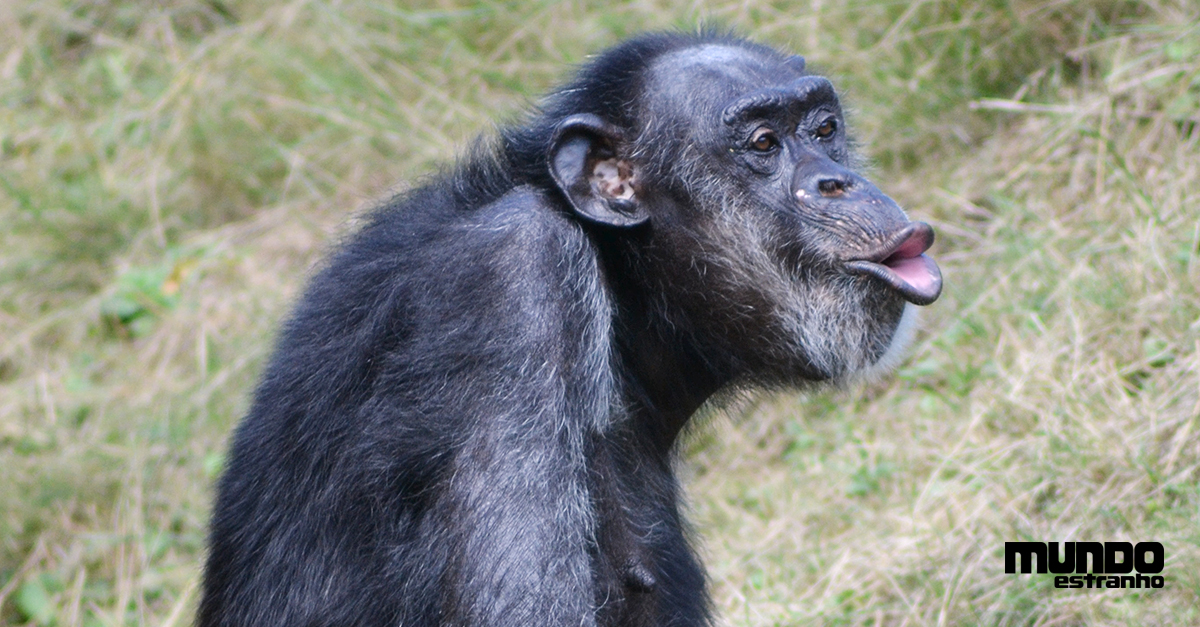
[844,222,942,306]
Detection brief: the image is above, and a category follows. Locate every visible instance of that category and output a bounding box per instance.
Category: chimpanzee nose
[791,158,860,201]
[817,176,850,197]
[788,154,912,237]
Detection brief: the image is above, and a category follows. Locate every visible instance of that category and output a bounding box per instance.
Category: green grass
[2,1,1198,625]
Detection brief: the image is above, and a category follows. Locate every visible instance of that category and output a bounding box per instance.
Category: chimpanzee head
[541,35,942,387]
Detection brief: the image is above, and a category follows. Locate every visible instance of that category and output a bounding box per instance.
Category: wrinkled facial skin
[627,45,942,383]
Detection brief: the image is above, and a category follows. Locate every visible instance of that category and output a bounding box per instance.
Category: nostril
[817,178,849,197]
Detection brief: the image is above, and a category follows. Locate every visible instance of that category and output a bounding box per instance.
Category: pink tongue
[887,254,939,293]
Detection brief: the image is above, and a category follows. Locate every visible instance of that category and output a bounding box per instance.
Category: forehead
[652,45,786,82]
[643,44,819,122]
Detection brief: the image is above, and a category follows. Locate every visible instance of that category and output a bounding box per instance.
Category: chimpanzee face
[550,43,941,384]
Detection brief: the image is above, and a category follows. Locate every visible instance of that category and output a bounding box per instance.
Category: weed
[2,1,1197,625]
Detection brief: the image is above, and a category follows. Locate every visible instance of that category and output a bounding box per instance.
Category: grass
[1,0,1198,625]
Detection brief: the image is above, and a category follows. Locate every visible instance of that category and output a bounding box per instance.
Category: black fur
[200,31,940,627]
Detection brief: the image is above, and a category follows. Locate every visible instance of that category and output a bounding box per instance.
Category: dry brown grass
[1,1,1197,625]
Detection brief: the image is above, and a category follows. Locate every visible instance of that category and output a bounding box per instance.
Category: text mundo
[1004,542,1165,589]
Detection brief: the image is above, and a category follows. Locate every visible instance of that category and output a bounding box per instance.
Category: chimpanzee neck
[596,235,730,453]
[615,324,726,454]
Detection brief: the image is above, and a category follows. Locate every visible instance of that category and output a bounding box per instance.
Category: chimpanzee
[199,31,942,627]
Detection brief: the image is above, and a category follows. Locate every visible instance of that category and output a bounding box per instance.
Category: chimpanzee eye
[815,118,837,139]
[750,128,779,152]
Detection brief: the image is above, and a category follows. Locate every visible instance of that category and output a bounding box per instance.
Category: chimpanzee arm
[432,392,599,625]
[363,187,614,626]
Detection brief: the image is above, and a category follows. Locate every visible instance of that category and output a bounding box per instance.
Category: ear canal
[548,114,649,228]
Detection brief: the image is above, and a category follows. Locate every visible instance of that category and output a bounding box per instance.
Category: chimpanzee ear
[548,114,649,228]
